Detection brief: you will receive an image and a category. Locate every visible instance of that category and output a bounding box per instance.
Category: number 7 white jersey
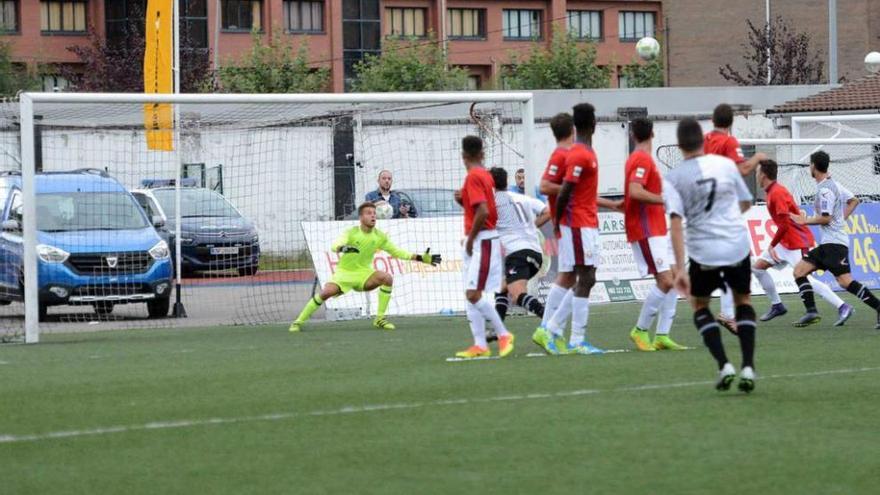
[664,154,753,267]
[494,190,546,253]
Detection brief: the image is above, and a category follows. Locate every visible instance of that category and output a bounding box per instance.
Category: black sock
[795,277,817,313]
[694,308,728,369]
[735,305,757,369]
[846,281,880,311]
[495,292,509,321]
[516,293,545,317]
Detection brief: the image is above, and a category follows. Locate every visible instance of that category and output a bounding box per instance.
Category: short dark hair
[712,103,734,128]
[811,150,830,173]
[677,118,704,153]
[516,168,524,174]
[572,103,596,134]
[630,117,653,143]
[358,202,375,215]
[549,112,574,141]
[759,159,778,180]
[462,135,483,159]
[490,167,508,190]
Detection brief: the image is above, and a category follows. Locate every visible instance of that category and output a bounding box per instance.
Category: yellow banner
[143,0,174,151]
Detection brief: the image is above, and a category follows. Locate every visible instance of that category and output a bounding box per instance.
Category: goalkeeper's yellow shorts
[329,268,375,294]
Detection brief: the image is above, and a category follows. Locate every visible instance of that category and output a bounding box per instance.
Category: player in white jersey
[665,118,757,393]
[489,167,549,328]
[791,151,880,329]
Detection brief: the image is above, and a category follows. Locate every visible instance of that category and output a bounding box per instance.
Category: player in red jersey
[453,136,515,359]
[531,113,576,352]
[543,103,622,355]
[752,160,853,326]
[704,103,768,331]
[623,118,685,352]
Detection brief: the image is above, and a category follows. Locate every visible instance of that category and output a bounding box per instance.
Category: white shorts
[558,225,600,273]
[630,236,674,277]
[463,230,503,292]
[759,245,808,269]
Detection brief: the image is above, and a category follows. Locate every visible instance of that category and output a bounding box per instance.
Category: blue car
[0,170,173,321]
[131,182,260,277]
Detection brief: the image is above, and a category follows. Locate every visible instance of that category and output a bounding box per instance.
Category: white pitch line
[2,366,878,445]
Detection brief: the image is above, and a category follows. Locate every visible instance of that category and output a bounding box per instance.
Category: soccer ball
[374,201,394,219]
[636,37,660,61]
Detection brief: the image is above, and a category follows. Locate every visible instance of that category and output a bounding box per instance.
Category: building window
[466,75,480,90]
[502,9,541,40]
[448,8,485,40]
[568,10,601,40]
[182,0,209,49]
[0,1,17,33]
[618,11,655,41]
[222,0,261,31]
[284,0,323,32]
[42,74,70,92]
[385,7,426,38]
[40,1,87,34]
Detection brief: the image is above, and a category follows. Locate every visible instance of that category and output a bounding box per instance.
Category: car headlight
[149,240,171,260]
[36,244,70,263]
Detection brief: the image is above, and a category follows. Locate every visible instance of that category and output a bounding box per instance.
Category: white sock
[547,290,573,337]
[811,276,845,308]
[719,288,734,317]
[541,284,568,328]
[569,296,590,346]
[466,302,487,348]
[656,289,678,335]
[637,285,666,330]
[753,268,781,305]
[475,297,509,337]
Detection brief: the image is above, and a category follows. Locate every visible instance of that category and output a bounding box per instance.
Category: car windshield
[152,188,240,218]
[36,192,149,232]
[401,189,460,216]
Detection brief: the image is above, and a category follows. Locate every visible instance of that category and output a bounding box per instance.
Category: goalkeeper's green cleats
[653,334,687,351]
[289,321,303,333]
[629,327,655,351]
[373,317,395,330]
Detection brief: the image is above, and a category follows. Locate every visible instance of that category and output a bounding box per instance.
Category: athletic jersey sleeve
[379,231,413,260]
[768,196,789,247]
[564,148,590,184]
[818,187,836,215]
[464,174,488,207]
[524,195,547,216]
[663,179,685,218]
[732,164,753,202]
[330,228,353,252]
[726,136,746,164]
[838,183,855,203]
[627,154,654,186]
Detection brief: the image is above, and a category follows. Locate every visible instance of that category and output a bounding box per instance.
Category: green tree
[503,28,610,90]
[351,36,469,92]
[620,57,664,88]
[215,32,330,93]
[0,42,39,96]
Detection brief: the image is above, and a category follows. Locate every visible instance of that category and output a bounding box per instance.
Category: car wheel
[147,297,170,318]
[0,299,11,306]
[94,302,114,316]
[237,265,258,277]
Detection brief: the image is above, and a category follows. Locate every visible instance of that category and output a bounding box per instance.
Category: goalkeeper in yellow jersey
[289,202,441,332]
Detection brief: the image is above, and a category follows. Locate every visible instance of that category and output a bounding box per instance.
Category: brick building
[1,0,662,92]
[663,0,880,86]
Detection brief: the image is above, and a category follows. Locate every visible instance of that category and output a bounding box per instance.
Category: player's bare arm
[540,179,561,196]
[598,197,624,212]
[740,200,751,214]
[844,197,860,219]
[466,202,488,256]
[453,189,463,206]
[554,182,574,232]
[628,181,664,205]
[737,152,767,176]
[535,208,551,227]
[792,211,832,226]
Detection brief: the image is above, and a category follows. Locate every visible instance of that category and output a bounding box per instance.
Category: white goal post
[16,91,536,344]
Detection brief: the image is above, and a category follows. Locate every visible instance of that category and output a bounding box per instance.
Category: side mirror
[152,216,165,229]
[2,219,20,232]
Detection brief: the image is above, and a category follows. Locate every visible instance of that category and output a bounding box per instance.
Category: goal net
[3,92,535,343]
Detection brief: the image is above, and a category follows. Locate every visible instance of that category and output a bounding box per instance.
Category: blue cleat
[759,303,788,322]
[833,303,854,327]
[566,341,605,355]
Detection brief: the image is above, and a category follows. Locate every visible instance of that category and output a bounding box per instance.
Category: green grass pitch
[1,295,879,494]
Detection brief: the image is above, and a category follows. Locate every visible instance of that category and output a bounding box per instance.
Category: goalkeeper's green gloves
[338,245,359,254]
[415,248,442,266]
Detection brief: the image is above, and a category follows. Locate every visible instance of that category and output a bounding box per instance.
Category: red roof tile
[769,73,880,114]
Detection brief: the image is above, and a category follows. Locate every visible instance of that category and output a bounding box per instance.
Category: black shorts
[505,249,543,283]
[803,244,851,276]
[689,256,752,298]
